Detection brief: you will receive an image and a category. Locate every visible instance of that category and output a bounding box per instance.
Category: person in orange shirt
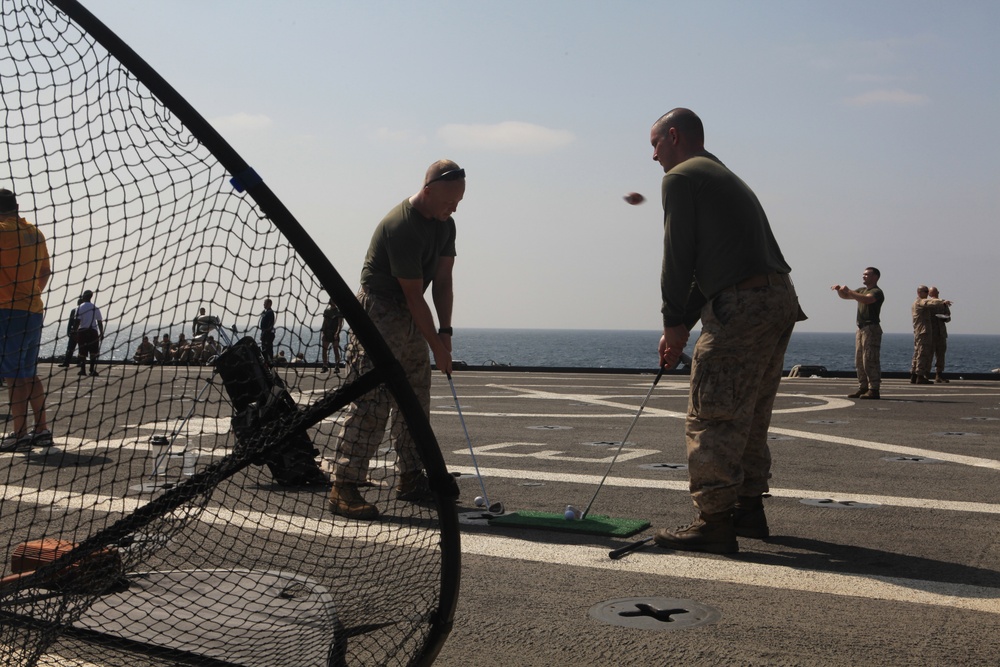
[0,189,53,450]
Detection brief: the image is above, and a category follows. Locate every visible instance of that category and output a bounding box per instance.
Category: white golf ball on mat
[474,496,486,507]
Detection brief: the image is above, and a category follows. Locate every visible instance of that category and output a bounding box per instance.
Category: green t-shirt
[360,198,457,301]
[856,286,884,326]
[660,154,792,328]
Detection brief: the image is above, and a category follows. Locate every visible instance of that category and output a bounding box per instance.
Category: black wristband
[438,327,453,335]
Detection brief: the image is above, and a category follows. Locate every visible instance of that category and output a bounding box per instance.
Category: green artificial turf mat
[487,510,650,537]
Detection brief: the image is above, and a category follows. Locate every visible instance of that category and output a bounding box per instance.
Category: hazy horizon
[57,1,1000,337]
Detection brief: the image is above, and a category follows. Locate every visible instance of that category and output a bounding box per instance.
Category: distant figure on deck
[158,333,173,363]
[192,307,219,340]
[173,333,193,364]
[832,267,884,400]
[75,290,105,377]
[258,298,276,364]
[927,286,952,383]
[321,298,344,373]
[59,299,81,367]
[133,335,156,364]
[909,285,934,385]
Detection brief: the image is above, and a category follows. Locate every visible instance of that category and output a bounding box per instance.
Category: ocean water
[452,329,1000,374]
[39,325,1000,374]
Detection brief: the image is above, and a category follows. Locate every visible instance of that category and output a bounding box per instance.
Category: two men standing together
[327,112,807,559]
[910,285,951,384]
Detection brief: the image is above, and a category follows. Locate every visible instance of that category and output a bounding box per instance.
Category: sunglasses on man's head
[425,168,466,186]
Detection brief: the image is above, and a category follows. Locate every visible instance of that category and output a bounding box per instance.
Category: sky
[78,0,999,335]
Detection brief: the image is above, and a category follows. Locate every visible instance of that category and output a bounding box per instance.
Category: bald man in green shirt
[650,108,804,554]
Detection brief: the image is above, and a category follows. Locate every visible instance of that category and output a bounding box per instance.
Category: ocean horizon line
[454,327,998,338]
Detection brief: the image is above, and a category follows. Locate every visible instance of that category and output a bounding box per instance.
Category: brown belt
[734,272,792,290]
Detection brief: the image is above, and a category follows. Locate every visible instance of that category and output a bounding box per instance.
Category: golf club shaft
[447,373,491,506]
[582,366,665,519]
[608,536,654,560]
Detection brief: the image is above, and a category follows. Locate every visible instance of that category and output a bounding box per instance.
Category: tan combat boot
[654,510,738,554]
[329,483,379,520]
[396,471,433,502]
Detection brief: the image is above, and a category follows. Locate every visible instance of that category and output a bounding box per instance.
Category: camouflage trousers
[331,289,430,485]
[932,335,947,373]
[911,332,933,377]
[685,280,799,515]
[855,324,882,390]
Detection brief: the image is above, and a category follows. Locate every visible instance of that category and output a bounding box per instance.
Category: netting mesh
[1,2,457,666]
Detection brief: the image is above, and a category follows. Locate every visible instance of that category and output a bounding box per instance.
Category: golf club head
[488,502,504,515]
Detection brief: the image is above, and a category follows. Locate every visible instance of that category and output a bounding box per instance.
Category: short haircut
[917,285,928,292]
[652,108,705,145]
[865,266,881,278]
[0,188,17,214]
[424,159,463,186]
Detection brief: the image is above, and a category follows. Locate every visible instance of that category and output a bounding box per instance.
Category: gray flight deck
[430,370,1000,667]
[4,364,999,666]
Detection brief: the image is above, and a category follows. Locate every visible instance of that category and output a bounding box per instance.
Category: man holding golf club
[650,109,804,554]
[329,160,462,520]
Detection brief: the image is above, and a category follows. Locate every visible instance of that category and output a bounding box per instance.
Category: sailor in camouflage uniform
[329,160,464,520]
[649,109,804,554]
[910,285,934,384]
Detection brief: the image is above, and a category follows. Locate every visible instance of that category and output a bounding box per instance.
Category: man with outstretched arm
[650,109,804,555]
[329,160,463,520]
[832,267,884,399]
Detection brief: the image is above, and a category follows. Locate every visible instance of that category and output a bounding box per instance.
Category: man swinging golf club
[650,109,805,554]
[329,160,463,520]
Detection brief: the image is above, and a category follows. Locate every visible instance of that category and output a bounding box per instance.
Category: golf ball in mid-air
[474,496,486,507]
[623,192,645,205]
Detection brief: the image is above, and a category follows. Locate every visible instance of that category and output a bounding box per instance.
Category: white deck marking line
[460,533,1000,615]
[36,656,104,667]
[452,383,1000,471]
[767,426,1000,471]
[482,382,853,416]
[453,442,659,463]
[2,488,1000,614]
[432,411,669,419]
[449,465,1000,515]
[0,484,443,550]
[4,486,998,617]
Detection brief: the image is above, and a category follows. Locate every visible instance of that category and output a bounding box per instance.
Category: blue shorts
[0,309,44,379]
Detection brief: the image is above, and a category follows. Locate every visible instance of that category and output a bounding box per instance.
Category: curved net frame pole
[1,1,461,665]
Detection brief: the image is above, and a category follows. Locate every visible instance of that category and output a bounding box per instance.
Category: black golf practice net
[0,1,460,665]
